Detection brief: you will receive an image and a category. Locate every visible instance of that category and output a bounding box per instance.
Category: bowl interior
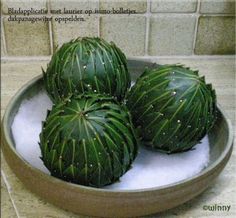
[4,59,230,188]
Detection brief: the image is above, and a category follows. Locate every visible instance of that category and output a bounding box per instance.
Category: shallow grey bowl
[1,59,234,217]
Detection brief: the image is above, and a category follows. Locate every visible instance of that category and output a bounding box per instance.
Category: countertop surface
[1,57,235,218]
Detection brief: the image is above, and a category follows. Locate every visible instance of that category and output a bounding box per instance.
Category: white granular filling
[11,91,210,190]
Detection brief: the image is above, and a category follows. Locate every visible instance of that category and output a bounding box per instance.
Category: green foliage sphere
[127,65,217,154]
[39,94,138,187]
[43,37,130,103]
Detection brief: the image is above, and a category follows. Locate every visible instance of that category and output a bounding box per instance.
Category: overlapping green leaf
[43,37,130,103]
[127,65,217,154]
[39,94,138,187]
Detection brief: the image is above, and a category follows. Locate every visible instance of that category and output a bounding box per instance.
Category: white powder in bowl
[11,91,210,190]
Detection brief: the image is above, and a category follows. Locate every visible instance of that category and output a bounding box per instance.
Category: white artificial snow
[105,137,209,190]
[11,91,210,190]
[12,91,52,174]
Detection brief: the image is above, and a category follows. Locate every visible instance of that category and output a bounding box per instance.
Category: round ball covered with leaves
[127,65,217,154]
[43,37,130,103]
[39,94,138,187]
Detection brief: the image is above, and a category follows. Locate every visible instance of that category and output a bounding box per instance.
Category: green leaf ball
[43,37,130,103]
[127,65,217,154]
[39,94,138,187]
